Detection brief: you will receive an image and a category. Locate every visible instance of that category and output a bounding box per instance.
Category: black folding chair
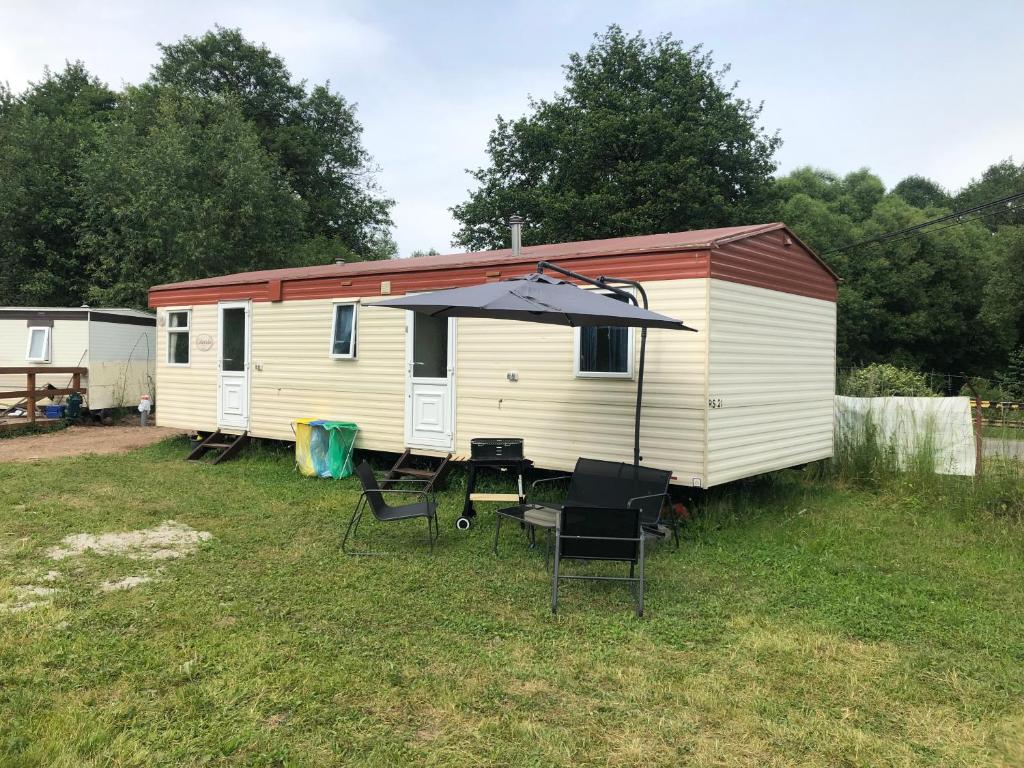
[342,461,440,555]
[551,506,645,617]
[531,458,677,547]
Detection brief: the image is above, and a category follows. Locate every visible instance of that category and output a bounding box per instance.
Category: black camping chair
[530,458,677,547]
[342,461,440,555]
[552,506,645,617]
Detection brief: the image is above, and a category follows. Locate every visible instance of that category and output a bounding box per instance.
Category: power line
[849,205,1010,252]
[822,190,1024,256]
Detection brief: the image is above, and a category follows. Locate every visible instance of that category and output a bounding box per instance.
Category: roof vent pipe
[509,215,524,258]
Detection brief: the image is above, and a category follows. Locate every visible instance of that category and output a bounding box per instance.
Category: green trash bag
[294,419,359,479]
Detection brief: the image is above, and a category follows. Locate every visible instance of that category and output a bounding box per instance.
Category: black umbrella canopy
[372,273,696,331]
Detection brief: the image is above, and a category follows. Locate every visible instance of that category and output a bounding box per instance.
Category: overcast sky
[2,0,1021,256]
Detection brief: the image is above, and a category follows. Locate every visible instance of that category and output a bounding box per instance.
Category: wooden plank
[27,373,35,424]
[0,388,86,399]
[469,493,521,502]
[0,366,87,375]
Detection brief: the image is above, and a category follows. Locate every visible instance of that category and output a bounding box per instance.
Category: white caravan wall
[456,278,709,480]
[87,321,156,410]
[0,318,89,407]
[154,305,219,431]
[706,280,836,486]
[247,297,407,449]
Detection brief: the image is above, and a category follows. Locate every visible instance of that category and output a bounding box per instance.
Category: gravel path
[0,425,182,462]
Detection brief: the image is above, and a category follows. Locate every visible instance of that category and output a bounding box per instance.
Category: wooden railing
[0,367,87,423]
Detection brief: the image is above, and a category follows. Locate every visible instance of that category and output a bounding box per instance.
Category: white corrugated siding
[248,298,406,448]
[455,278,708,479]
[86,321,156,409]
[706,279,836,486]
[154,305,219,431]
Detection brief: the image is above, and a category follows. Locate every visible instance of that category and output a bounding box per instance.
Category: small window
[167,310,190,365]
[331,302,357,359]
[574,291,634,378]
[26,327,50,363]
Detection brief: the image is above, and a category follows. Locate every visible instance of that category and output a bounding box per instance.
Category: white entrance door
[218,301,250,431]
[405,312,455,450]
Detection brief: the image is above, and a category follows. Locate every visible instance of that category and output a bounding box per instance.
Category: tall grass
[815,408,1024,521]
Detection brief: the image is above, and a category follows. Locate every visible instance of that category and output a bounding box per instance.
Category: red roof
[151,222,825,292]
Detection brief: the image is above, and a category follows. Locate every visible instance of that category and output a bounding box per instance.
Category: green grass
[1,439,1023,767]
[983,424,1024,440]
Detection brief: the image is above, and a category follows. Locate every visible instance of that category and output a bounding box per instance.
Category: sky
[2,0,1022,256]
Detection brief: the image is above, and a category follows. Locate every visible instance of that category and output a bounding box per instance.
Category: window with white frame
[574,290,634,378]
[25,326,51,363]
[166,310,191,365]
[330,302,357,359]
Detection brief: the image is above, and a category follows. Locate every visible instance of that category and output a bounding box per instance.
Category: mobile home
[147,223,838,487]
[0,307,156,411]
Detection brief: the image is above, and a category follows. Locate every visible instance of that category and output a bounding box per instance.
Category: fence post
[27,371,36,424]
[964,376,983,478]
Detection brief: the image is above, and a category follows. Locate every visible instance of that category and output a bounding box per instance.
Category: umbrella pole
[536,261,648,465]
[601,278,649,467]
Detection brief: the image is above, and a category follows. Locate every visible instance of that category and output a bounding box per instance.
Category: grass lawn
[983,424,1024,441]
[1,438,1022,767]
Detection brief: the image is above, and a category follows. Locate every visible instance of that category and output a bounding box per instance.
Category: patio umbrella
[373,261,697,465]
[372,272,690,330]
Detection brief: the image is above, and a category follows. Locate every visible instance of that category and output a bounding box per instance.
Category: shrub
[996,346,1024,401]
[840,364,938,398]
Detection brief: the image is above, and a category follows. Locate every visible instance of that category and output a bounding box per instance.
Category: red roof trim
[147,223,837,308]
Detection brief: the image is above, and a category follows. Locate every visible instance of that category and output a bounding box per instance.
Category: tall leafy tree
[152,26,395,259]
[451,25,780,250]
[954,158,1024,228]
[892,175,951,210]
[0,63,116,305]
[77,86,306,307]
[777,168,1002,373]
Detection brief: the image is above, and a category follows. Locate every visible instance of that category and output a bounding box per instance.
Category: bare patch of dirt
[0,425,182,462]
[48,520,212,561]
[99,574,156,592]
[1,584,58,614]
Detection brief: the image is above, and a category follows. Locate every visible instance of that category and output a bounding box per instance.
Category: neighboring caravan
[0,307,156,411]
[147,223,838,487]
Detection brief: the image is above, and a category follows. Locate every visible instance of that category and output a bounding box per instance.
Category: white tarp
[835,396,976,476]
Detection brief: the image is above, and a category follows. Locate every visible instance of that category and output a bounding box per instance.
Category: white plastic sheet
[834,396,976,476]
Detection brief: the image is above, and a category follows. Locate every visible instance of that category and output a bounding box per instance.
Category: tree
[980,226,1024,355]
[954,158,1024,228]
[451,25,781,250]
[410,248,440,258]
[996,346,1024,400]
[0,62,116,306]
[892,175,951,210]
[76,86,306,307]
[775,168,1002,372]
[152,27,395,259]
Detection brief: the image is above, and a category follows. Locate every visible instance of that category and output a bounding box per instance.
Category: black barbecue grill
[457,438,532,530]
